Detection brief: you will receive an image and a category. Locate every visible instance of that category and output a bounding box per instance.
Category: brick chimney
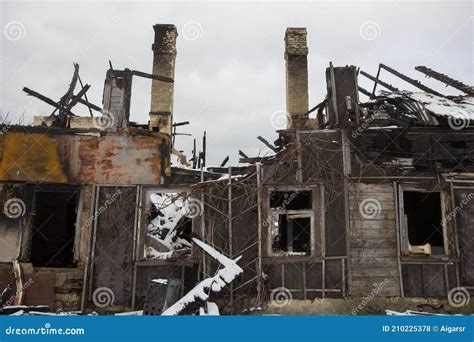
[149,24,177,134]
[284,28,309,129]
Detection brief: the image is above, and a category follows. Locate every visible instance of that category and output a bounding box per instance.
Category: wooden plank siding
[348,183,401,296]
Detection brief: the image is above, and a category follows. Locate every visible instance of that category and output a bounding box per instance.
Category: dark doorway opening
[30,190,78,267]
[403,191,444,255]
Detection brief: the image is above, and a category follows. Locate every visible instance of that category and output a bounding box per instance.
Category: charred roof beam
[415,66,474,96]
[379,63,446,97]
[360,70,399,92]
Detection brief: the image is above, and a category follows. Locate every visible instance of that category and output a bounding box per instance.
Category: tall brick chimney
[149,24,177,134]
[284,28,309,129]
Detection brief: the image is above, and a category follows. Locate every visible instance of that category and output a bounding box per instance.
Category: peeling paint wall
[0,129,171,185]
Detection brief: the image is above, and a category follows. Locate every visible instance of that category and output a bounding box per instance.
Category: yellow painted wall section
[0,132,68,183]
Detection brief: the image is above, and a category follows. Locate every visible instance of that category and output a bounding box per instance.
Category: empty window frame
[29,189,79,267]
[399,188,447,256]
[269,190,314,256]
[144,190,193,260]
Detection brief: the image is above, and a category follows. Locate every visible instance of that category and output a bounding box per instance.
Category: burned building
[0,24,473,316]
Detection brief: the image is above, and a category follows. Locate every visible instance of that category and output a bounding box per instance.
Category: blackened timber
[415,66,474,96]
[76,98,102,112]
[202,131,206,168]
[304,98,328,117]
[360,70,398,92]
[371,64,382,95]
[380,64,445,97]
[77,74,94,117]
[23,87,59,108]
[64,84,91,112]
[220,155,229,167]
[192,138,197,169]
[238,150,249,159]
[130,69,174,83]
[358,86,375,99]
[257,136,279,153]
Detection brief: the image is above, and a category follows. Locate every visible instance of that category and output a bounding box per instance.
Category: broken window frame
[266,187,322,257]
[397,184,449,257]
[139,187,194,261]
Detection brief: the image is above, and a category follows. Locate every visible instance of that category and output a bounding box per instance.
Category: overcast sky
[0,0,472,166]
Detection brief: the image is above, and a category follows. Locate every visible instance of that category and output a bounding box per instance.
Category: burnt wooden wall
[454,188,474,286]
[89,186,137,309]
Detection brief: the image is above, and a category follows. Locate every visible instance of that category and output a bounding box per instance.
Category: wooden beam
[380,64,445,97]
[360,70,399,92]
[415,66,474,96]
[130,69,174,83]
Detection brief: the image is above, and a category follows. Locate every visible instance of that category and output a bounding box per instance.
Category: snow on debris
[161,237,243,316]
[386,92,474,120]
[385,309,461,316]
[145,192,192,259]
[151,279,168,285]
[199,302,220,316]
